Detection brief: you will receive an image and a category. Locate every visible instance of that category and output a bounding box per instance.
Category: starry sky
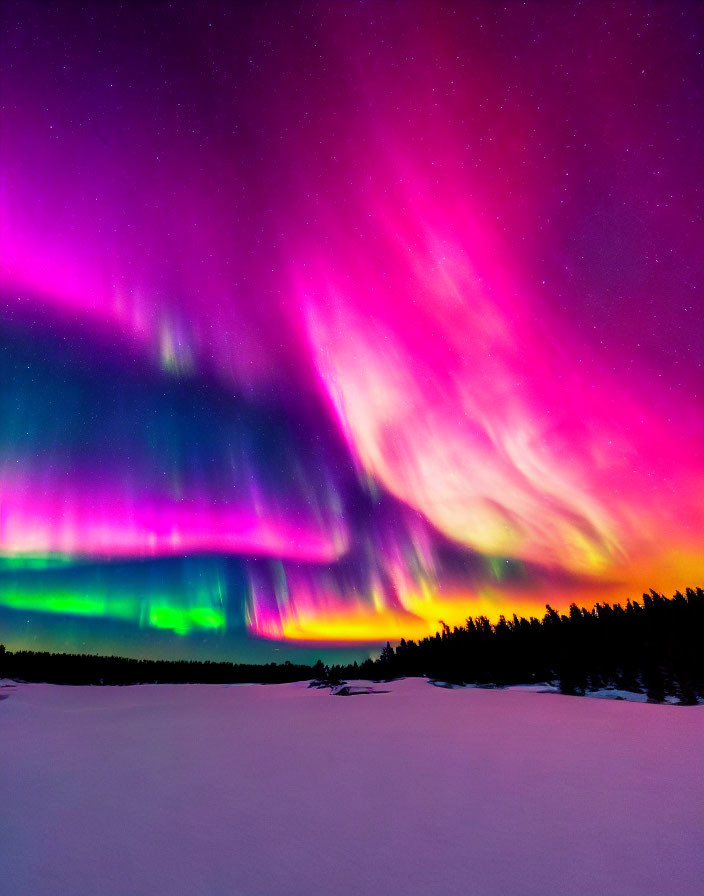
[1,0,704,662]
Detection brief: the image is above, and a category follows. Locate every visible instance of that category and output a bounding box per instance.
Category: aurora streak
[1,1,704,660]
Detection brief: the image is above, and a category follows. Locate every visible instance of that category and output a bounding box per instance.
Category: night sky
[1,1,704,662]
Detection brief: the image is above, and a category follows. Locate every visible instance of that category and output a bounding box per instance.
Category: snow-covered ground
[2,678,702,896]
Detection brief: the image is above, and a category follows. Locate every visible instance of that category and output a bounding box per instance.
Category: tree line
[0,645,327,686]
[335,588,704,703]
[1,588,702,702]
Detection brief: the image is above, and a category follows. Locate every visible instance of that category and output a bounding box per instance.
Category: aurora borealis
[1,1,704,661]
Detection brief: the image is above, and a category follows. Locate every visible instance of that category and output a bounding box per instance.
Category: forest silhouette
[1,588,702,703]
[347,588,704,704]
